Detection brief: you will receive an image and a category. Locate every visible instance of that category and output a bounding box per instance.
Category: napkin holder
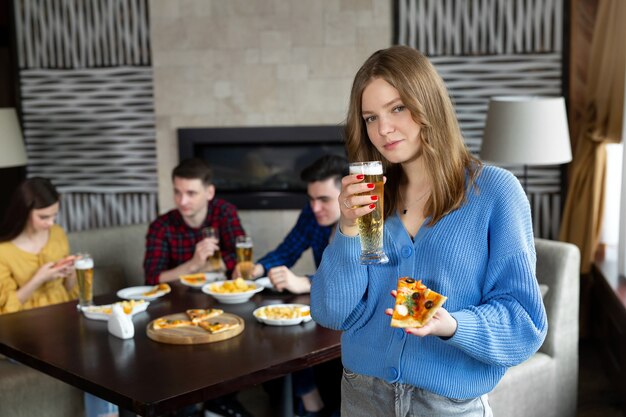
[108,304,134,339]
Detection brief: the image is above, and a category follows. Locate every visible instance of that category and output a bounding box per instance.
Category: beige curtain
[560,0,625,274]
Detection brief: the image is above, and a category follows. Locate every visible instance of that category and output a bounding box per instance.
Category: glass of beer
[75,253,94,307]
[350,161,389,264]
[202,226,222,271]
[235,235,254,280]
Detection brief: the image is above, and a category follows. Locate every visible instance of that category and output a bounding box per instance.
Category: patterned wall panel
[395,0,565,239]
[14,0,156,232]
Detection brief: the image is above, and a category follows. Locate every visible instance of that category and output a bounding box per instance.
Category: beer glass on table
[202,226,222,271]
[350,161,389,264]
[235,235,254,280]
[75,253,94,307]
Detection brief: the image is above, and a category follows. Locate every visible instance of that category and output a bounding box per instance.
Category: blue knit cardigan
[310,165,548,399]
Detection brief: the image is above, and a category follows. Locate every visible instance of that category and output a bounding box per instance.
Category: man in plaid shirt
[143,158,245,285]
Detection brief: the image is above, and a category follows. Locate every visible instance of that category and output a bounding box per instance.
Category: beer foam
[75,257,94,269]
[350,162,383,175]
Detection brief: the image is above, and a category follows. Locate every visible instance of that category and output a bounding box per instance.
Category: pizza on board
[151,308,238,334]
[152,318,193,330]
[196,320,239,334]
[186,308,224,324]
[390,277,447,328]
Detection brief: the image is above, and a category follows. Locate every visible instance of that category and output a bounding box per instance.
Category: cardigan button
[401,246,413,258]
[387,367,399,381]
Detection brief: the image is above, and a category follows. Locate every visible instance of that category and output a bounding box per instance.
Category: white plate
[201,280,263,304]
[81,301,149,321]
[253,304,312,326]
[255,277,275,290]
[117,286,168,301]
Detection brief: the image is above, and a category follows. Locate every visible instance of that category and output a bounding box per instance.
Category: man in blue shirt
[235,154,346,417]
[244,154,347,294]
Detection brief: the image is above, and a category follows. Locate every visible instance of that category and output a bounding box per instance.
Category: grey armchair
[489,238,580,417]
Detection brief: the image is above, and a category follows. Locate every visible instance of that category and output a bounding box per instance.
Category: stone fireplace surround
[151,0,392,272]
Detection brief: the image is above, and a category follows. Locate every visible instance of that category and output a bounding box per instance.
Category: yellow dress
[0,224,79,314]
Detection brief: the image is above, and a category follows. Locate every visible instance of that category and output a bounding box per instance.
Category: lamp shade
[480,96,572,165]
[0,108,27,168]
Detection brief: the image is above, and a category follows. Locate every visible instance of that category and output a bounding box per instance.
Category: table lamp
[480,96,572,190]
[0,108,28,168]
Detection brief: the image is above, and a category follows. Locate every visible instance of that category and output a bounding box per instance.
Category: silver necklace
[399,189,430,215]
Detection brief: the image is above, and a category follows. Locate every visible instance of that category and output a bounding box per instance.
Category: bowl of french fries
[253,304,312,326]
[201,278,263,304]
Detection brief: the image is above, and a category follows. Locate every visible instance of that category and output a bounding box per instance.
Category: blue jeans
[84,392,118,417]
[341,368,493,417]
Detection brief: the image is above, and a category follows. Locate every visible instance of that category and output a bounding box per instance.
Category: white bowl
[81,300,150,321]
[253,304,312,326]
[201,280,263,304]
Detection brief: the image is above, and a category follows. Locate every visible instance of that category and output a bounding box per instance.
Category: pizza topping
[425,300,434,309]
[395,304,409,317]
[405,278,415,283]
[411,292,420,300]
[403,294,417,314]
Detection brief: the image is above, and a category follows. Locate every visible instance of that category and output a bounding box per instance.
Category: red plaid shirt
[143,198,246,284]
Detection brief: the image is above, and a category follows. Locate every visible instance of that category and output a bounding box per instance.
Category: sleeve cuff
[446,310,481,348]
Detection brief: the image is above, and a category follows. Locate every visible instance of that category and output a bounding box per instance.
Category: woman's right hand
[33,262,71,285]
[338,173,380,237]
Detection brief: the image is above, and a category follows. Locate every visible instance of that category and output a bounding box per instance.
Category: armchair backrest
[534,238,580,357]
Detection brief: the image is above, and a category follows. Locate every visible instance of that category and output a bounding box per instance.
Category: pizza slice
[152,317,193,330]
[390,277,447,328]
[197,320,239,334]
[143,283,171,297]
[185,308,224,324]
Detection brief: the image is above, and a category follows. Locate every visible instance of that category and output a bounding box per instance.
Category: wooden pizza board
[146,312,244,345]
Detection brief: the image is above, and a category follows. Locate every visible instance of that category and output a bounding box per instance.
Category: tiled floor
[238,338,625,417]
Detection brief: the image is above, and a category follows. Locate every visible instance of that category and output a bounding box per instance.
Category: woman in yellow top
[0,177,78,314]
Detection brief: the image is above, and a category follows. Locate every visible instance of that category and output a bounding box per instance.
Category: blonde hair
[345,46,482,225]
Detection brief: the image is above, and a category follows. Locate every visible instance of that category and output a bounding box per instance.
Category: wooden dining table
[0,283,342,417]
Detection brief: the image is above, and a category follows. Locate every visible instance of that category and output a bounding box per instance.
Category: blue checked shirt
[257,204,333,275]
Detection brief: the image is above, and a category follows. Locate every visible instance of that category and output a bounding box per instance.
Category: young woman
[310,46,547,416]
[0,177,77,313]
[0,177,119,417]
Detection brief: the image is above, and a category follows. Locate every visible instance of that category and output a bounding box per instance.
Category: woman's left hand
[63,268,77,291]
[385,290,458,338]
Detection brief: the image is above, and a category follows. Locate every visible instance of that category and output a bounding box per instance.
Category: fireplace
[178,125,346,210]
